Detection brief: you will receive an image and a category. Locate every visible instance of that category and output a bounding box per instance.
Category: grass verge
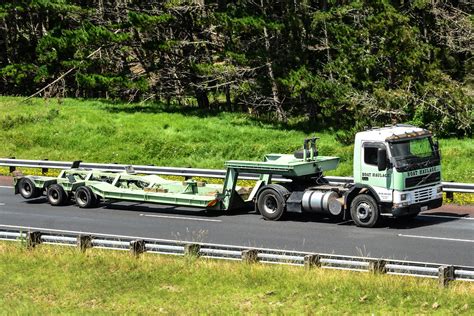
[0,242,473,314]
[0,96,472,182]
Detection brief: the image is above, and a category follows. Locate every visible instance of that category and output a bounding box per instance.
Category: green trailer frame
[14,139,340,212]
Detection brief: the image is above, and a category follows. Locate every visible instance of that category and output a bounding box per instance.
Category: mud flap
[13,177,21,195]
[226,190,251,211]
[286,191,304,213]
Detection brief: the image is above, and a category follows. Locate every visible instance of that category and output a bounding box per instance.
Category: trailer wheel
[18,178,41,199]
[47,184,68,206]
[257,185,289,221]
[350,194,379,228]
[75,186,98,208]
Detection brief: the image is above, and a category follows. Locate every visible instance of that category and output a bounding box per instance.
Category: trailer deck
[225,154,339,177]
[14,138,341,212]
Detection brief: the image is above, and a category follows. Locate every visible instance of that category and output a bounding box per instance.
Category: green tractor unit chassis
[14,125,443,228]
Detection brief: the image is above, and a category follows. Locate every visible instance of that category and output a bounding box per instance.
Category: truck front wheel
[75,186,99,208]
[257,185,289,221]
[350,194,380,228]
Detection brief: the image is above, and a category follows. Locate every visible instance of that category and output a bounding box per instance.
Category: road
[0,186,473,266]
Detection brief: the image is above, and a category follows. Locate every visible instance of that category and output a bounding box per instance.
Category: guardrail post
[184,244,201,257]
[9,157,16,173]
[26,231,42,249]
[42,159,49,175]
[304,254,321,269]
[438,265,454,288]
[77,235,92,252]
[242,249,259,263]
[445,191,454,200]
[368,259,386,274]
[130,239,146,257]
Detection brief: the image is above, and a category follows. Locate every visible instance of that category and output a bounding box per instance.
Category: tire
[350,194,380,228]
[75,186,98,208]
[18,178,41,199]
[257,185,289,221]
[47,184,68,206]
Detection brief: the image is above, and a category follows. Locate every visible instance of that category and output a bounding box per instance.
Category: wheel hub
[263,195,278,214]
[78,191,87,203]
[356,202,372,221]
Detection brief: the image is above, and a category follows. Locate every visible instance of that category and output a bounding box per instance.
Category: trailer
[14,125,443,227]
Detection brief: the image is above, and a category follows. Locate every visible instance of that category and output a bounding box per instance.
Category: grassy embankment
[0,96,473,201]
[0,241,472,314]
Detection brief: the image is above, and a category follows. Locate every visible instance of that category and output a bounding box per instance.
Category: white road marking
[336,220,353,225]
[0,203,5,206]
[0,186,13,189]
[398,234,474,243]
[419,214,473,220]
[139,213,221,222]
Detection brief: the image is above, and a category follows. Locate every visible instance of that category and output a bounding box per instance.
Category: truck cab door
[359,142,393,202]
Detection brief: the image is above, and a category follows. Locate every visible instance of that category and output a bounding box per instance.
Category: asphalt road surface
[0,186,473,266]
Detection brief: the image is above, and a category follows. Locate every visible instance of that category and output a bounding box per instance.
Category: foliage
[0,97,472,182]
[0,0,472,135]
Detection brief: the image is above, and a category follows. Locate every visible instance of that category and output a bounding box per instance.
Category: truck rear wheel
[47,184,68,206]
[18,178,41,199]
[75,186,99,208]
[257,185,289,221]
[350,194,380,228]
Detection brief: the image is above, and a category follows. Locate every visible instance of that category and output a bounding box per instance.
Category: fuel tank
[301,190,342,216]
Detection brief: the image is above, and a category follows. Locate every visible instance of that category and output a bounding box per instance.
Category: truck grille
[405,172,440,189]
[413,187,434,203]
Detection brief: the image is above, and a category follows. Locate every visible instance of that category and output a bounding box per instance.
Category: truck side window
[364,147,378,166]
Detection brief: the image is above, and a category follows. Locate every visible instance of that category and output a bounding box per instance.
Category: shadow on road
[383,215,461,229]
[24,197,48,204]
[272,212,465,229]
[101,201,254,218]
[22,197,468,230]
[421,212,470,218]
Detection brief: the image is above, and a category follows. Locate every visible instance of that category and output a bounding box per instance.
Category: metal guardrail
[0,228,471,287]
[0,158,472,194]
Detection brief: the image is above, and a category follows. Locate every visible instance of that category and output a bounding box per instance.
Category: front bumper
[392,198,443,217]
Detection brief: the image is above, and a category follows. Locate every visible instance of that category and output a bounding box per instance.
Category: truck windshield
[388,137,439,171]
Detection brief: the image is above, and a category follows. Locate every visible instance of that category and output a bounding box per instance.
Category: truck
[14,124,443,228]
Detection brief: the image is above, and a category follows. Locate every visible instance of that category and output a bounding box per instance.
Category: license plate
[420,206,428,211]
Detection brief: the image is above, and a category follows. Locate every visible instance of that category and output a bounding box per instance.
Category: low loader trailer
[14,125,443,228]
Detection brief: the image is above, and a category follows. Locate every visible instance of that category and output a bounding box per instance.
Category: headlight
[437,186,442,193]
[400,194,407,201]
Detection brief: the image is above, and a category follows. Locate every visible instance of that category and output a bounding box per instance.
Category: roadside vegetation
[0,97,472,183]
[1,1,472,137]
[0,242,472,314]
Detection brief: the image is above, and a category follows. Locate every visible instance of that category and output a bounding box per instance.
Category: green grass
[0,242,473,314]
[0,96,472,182]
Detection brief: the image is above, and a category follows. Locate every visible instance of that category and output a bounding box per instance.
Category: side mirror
[377,148,387,171]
